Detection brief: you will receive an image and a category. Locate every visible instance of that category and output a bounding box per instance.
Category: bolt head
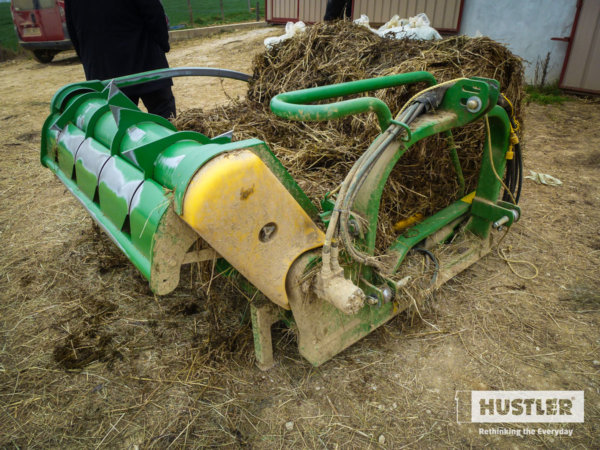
[367,295,379,306]
[466,98,479,110]
[348,219,360,237]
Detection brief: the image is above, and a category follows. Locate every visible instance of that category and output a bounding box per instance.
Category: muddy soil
[0,27,599,448]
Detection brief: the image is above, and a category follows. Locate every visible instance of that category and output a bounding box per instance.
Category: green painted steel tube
[390,199,471,271]
[445,131,465,197]
[74,98,105,131]
[120,121,175,152]
[93,111,119,149]
[270,72,437,131]
[465,106,512,238]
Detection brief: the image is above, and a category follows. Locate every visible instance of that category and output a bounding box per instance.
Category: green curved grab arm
[270,71,437,131]
[109,67,252,88]
[50,67,252,114]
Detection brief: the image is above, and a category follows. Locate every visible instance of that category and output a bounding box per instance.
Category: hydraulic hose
[338,124,403,271]
[514,141,523,203]
[323,81,459,288]
[337,97,434,271]
[498,94,522,204]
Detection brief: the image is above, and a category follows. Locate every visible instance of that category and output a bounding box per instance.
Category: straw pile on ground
[174,21,524,250]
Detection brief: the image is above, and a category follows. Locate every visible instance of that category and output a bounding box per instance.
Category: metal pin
[493,215,510,230]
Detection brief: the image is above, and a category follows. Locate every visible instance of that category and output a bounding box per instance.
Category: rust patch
[240,185,255,200]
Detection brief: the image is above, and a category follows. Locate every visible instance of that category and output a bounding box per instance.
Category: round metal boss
[466,96,482,113]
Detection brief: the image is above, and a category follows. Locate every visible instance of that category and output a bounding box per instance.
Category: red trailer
[11,0,72,63]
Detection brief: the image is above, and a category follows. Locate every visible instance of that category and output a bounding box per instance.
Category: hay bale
[174,22,524,251]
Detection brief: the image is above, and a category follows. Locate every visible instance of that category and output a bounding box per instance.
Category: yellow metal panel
[181,150,324,309]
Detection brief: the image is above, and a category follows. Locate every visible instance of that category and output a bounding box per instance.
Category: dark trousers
[324,0,352,21]
[128,86,176,119]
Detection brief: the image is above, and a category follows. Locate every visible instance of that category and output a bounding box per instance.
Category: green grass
[0,1,264,57]
[525,83,571,105]
[163,0,263,28]
[0,3,18,52]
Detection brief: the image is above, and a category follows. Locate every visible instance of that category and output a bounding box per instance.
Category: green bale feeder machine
[41,68,522,369]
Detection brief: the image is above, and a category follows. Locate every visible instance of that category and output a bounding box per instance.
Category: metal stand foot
[251,302,280,370]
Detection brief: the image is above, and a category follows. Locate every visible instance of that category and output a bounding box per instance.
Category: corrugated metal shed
[266,0,464,32]
[560,0,600,94]
[266,0,298,22]
[300,0,327,24]
[353,0,463,31]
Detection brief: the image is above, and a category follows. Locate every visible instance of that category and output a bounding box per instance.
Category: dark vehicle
[11,0,72,63]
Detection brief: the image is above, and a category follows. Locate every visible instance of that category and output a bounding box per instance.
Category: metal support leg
[251,302,280,370]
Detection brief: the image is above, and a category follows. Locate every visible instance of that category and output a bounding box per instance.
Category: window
[38,0,56,9]
[12,0,35,11]
[12,0,56,10]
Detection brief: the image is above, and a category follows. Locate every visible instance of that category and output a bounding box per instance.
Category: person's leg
[324,0,347,21]
[140,86,177,119]
[344,0,352,19]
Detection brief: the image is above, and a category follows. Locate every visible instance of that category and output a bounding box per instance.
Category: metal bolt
[348,219,360,237]
[466,96,482,113]
[366,295,379,306]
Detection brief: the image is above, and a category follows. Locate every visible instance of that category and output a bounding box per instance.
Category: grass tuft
[525,83,571,105]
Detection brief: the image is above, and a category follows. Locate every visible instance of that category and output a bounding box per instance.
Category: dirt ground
[1,27,599,448]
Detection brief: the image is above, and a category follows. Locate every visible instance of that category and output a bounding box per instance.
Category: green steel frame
[270,73,519,270]
[266,73,521,365]
[41,68,521,369]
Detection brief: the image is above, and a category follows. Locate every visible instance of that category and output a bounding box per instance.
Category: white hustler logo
[471,391,584,423]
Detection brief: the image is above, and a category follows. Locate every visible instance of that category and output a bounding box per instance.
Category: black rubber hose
[338,86,450,269]
[503,157,516,203]
[515,142,523,203]
[507,115,523,204]
[502,159,513,203]
[509,158,517,198]
[502,143,523,204]
[501,113,522,204]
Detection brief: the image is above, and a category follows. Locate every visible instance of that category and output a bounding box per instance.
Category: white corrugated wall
[352,0,462,30]
[561,0,600,93]
[267,0,462,30]
[299,0,327,23]
[268,0,298,21]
